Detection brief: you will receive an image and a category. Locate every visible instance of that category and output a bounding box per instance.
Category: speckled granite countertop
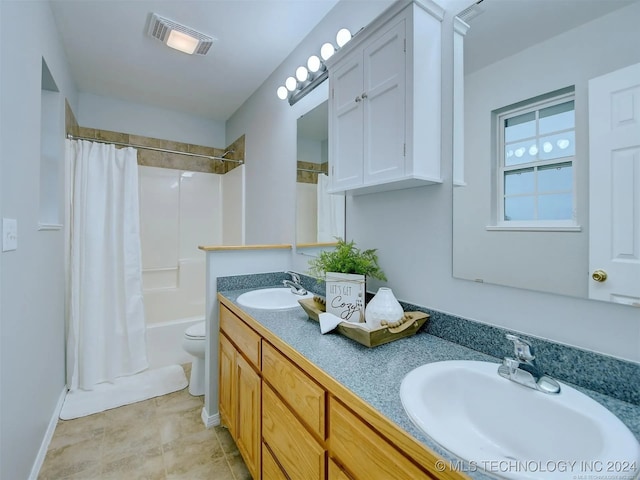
[219,287,640,480]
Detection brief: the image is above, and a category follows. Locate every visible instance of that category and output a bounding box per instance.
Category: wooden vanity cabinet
[219,306,261,479]
[218,299,466,480]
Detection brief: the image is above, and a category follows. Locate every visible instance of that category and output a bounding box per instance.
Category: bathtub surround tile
[218,272,640,406]
[71,127,241,175]
[129,135,188,152]
[39,364,249,479]
[222,134,245,174]
[95,129,129,144]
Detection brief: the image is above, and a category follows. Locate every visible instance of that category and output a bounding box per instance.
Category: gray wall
[229,0,640,363]
[226,0,395,245]
[0,1,77,478]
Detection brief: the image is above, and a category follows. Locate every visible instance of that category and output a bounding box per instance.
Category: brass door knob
[592,269,608,282]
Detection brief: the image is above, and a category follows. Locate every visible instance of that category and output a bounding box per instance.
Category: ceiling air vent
[458,0,485,24]
[147,13,214,55]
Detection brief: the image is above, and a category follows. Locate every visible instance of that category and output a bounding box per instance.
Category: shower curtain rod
[66,134,244,164]
[297,167,326,174]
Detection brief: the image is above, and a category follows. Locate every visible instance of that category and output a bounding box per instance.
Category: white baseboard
[29,386,67,480]
[201,406,220,428]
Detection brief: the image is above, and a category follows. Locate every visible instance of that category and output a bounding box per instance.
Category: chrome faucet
[282,271,308,295]
[498,334,561,394]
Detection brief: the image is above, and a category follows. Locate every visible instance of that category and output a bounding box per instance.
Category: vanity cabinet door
[218,307,261,479]
[219,333,236,437]
[235,353,261,480]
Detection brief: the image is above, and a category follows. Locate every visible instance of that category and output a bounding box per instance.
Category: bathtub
[146,316,203,369]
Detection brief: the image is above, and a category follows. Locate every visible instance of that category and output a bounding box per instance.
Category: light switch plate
[2,218,17,252]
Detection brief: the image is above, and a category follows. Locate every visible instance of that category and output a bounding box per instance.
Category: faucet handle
[285,271,301,283]
[505,334,535,362]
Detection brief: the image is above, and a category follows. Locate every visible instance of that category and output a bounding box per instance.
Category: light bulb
[543,142,553,153]
[529,145,538,156]
[285,76,297,91]
[296,66,308,82]
[336,28,352,48]
[276,86,288,100]
[320,42,335,61]
[515,148,525,158]
[307,55,321,73]
[557,139,570,149]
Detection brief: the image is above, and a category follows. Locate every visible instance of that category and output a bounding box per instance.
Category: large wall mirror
[453,0,640,305]
[296,100,345,244]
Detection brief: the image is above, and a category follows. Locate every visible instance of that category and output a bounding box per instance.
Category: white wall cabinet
[327,0,444,196]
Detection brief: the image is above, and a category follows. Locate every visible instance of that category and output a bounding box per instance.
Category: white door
[588,62,640,305]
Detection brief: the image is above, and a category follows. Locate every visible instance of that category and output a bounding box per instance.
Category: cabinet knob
[355,96,362,103]
[361,92,368,99]
[591,269,608,282]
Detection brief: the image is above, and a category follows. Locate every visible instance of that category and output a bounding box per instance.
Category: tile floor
[38,365,250,480]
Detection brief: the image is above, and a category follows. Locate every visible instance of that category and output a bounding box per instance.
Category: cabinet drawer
[262,443,288,480]
[220,305,261,368]
[329,397,430,480]
[329,458,354,480]
[262,341,326,439]
[263,383,325,480]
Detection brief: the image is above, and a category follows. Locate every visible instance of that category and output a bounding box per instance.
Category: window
[496,90,577,228]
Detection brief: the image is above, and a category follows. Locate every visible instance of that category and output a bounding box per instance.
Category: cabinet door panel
[363,19,406,183]
[219,333,236,437]
[263,384,325,480]
[331,54,364,191]
[330,397,429,480]
[236,354,261,479]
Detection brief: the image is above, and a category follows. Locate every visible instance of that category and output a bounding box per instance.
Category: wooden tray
[298,297,429,348]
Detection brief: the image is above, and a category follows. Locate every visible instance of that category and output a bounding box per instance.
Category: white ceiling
[49,0,340,122]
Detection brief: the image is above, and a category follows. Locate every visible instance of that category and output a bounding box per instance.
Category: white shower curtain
[317,173,345,242]
[66,139,148,391]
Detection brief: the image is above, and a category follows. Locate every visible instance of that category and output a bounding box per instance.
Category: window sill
[486,225,582,232]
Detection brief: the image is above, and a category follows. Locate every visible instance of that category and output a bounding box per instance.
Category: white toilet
[182,321,206,396]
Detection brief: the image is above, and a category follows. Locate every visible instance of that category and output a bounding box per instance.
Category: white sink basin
[400,360,640,480]
[236,287,313,310]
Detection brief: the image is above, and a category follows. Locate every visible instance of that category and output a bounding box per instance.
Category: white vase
[365,287,403,329]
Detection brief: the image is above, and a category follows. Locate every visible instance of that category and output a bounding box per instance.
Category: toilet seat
[184,322,205,339]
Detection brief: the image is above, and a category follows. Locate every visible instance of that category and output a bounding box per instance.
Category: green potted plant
[308,239,386,323]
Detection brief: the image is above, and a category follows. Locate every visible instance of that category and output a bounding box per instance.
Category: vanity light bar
[276,27,353,106]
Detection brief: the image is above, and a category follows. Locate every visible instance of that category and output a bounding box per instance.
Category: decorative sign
[325,272,365,323]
